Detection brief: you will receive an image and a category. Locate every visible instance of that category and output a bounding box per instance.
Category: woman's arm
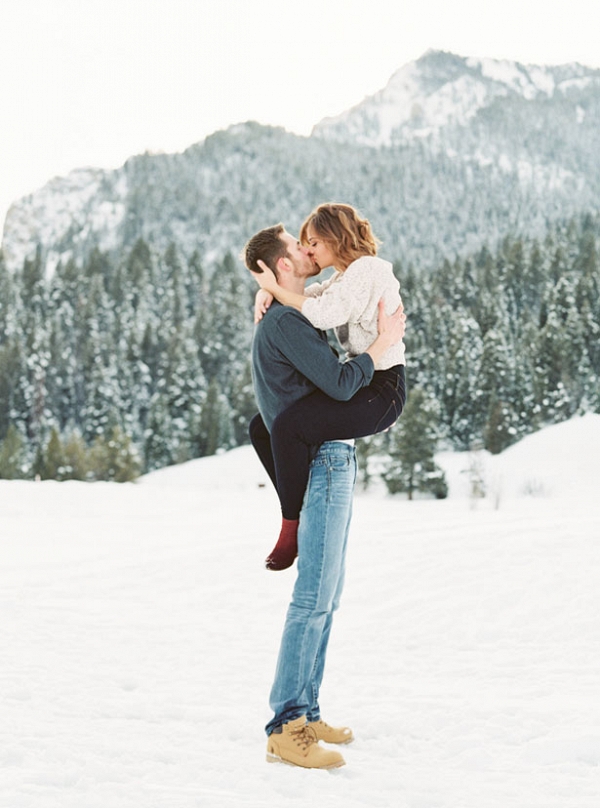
[251,261,306,312]
[254,289,274,323]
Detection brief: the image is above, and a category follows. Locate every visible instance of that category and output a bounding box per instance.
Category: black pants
[249,365,406,520]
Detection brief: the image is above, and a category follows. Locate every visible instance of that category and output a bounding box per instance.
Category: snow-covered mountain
[3,168,128,274]
[312,49,599,145]
[3,50,600,274]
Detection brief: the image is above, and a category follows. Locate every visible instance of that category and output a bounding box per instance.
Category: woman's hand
[254,289,274,323]
[250,259,279,294]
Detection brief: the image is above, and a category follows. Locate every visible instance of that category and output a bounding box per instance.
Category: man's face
[279,231,320,279]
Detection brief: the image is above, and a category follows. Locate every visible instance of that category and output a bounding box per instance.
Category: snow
[468,58,556,99]
[1,414,599,807]
[527,66,556,96]
[559,76,595,93]
[2,167,127,275]
[317,63,493,145]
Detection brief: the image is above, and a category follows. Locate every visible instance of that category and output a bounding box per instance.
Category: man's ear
[276,255,291,274]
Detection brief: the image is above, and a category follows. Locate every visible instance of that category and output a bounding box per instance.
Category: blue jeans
[265,441,357,736]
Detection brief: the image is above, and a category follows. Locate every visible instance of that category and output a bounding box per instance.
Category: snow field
[1,415,599,807]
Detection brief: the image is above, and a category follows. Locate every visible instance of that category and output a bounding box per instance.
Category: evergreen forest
[0,211,598,485]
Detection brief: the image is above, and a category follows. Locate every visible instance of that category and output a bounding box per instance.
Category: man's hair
[242,223,288,280]
[299,203,380,269]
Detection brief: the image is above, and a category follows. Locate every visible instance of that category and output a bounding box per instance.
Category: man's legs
[266,442,356,736]
[304,499,352,723]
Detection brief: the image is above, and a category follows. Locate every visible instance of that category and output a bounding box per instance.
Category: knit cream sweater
[301,255,405,370]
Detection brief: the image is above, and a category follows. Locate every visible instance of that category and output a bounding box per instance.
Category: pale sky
[1,0,599,230]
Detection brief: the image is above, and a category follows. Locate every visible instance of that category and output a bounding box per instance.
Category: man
[243,224,405,769]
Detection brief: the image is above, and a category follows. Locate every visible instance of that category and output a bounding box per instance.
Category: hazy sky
[1,0,599,229]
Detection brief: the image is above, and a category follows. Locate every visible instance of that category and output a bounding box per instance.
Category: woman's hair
[299,203,380,268]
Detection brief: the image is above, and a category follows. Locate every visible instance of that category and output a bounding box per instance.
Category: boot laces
[291,723,318,750]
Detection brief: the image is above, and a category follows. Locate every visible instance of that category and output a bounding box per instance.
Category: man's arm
[275,311,373,400]
[274,302,405,401]
[364,300,405,367]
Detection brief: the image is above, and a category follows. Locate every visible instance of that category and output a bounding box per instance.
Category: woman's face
[305,226,338,272]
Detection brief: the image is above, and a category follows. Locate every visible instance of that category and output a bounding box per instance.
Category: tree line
[0,240,256,481]
[0,212,598,491]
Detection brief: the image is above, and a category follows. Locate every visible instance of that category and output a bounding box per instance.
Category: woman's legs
[266,366,405,571]
[249,412,301,571]
[249,413,278,492]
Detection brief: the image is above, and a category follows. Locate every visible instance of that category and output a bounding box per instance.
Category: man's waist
[317,439,355,451]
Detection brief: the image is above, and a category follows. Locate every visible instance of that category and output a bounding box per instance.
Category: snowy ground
[1,414,599,808]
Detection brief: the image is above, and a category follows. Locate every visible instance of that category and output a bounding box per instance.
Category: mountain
[2,50,600,274]
[312,49,600,145]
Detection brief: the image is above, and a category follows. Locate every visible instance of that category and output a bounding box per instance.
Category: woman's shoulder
[343,255,394,285]
[346,254,393,273]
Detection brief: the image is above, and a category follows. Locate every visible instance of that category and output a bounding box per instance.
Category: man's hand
[250,259,279,294]
[254,289,274,323]
[364,300,405,367]
[377,299,406,347]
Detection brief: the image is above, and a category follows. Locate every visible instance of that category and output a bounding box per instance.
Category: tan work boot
[266,717,345,769]
[308,719,354,745]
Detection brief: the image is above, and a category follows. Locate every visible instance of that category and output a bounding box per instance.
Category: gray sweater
[251,301,375,431]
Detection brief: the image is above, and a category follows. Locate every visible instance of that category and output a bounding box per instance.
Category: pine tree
[484,398,518,455]
[383,388,448,499]
[439,312,483,449]
[477,322,518,453]
[79,273,122,441]
[121,238,155,309]
[0,424,27,479]
[201,252,253,394]
[229,358,257,446]
[196,378,233,457]
[0,337,27,439]
[144,393,174,471]
[89,426,141,482]
[20,245,46,324]
[186,250,206,318]
[162,242,186,330]
[152,327,207,463]
[39,427,65,480]
[0,251,14,343]
[62,429,90,480]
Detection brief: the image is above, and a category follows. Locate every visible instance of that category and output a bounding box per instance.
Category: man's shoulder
[255,303,327,363]
[260,303,315,332]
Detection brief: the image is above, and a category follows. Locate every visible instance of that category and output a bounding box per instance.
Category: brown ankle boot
[266,717,345,769]
[308,719,354,745]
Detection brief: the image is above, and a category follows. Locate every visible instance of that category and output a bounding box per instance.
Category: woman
[250,203,406,570]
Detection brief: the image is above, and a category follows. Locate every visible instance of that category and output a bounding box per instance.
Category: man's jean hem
[265,441,356,736]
